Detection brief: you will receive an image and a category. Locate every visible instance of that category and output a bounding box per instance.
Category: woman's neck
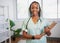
[32,16,39,19]
[32,16,39,24]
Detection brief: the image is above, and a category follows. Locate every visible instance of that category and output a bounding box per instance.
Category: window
[43,0,57,19]
[17,0,29,19]
[16,0,60,20]
[58,0,60,18]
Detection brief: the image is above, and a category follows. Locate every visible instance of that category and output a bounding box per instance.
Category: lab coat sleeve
[21,19,28,32]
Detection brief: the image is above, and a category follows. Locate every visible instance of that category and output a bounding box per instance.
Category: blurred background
[0,0,60,43]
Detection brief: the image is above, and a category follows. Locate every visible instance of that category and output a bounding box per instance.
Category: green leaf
[14,29,22,37]
[10,19,15,29]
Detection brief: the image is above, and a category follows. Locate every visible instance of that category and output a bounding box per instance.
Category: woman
[22,1,56,43]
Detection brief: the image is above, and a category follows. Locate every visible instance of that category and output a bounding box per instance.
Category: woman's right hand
[34,35,41,39]
[34,33,45,39]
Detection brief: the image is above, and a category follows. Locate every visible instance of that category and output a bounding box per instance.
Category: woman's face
[31,3,39,16]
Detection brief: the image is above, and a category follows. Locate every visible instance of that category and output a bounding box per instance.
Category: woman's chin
[32,13,38,16]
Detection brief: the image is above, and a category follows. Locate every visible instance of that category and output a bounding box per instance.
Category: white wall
[0,0,15,20]
[0,0,60,38]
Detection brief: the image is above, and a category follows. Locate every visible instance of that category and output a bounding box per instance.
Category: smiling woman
[15,0,60,43]
[21,1,57,43]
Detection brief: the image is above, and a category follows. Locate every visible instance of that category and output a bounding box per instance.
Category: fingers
[46,31,51,36]
[44,27,51,36]
[44,27,50,33]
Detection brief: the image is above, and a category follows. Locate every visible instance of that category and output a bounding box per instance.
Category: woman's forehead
[31,3,39,7]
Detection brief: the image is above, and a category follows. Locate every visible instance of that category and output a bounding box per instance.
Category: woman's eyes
[31,7,38,9]
[31,7,34,9]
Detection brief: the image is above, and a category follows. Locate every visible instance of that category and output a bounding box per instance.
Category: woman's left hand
[44,27,50,33]
[44,27,51,36]
[46,31,51,36]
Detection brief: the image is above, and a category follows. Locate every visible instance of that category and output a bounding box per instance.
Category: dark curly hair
[29,1,41,17]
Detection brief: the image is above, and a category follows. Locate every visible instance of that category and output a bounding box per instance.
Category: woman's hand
[44,27,50,33]
[44,27,51,36]
[34,33,45,39]
[46,31,51,36]
[34,35,41,39]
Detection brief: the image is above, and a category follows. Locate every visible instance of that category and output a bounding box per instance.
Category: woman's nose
[33,8,37,11]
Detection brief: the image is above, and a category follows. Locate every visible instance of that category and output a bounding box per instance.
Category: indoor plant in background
[6,19,22,41]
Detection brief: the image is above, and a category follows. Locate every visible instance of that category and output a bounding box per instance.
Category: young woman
[22,1,57,43]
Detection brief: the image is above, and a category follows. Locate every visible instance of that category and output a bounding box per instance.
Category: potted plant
[6,19,22,41]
